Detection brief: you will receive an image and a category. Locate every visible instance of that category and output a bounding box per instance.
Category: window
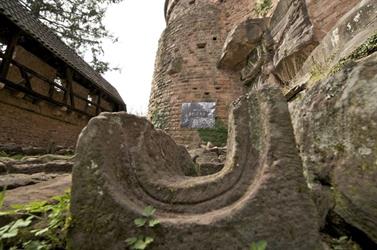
[87,94,93,107]
[0,42,6,64]
[0,41,7,54]
[53,77,63,92]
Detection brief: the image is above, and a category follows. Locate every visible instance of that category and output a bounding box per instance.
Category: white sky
[102,0,166,115]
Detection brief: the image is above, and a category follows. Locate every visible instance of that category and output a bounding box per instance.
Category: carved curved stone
[70,85,322,250]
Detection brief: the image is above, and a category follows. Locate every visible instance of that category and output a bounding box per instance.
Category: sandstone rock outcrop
[70,85,322,250]
[290,53,377,245]
[218,17,268,70]
[70,0,377,248]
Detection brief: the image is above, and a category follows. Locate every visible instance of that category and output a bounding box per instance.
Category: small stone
[206,141,214,149]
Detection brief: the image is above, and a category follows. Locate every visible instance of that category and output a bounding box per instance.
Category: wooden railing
[0,52,112,117]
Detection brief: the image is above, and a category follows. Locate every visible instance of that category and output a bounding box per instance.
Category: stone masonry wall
[149,0,358,146]
[0,90,87,149]
[149,0,246,145]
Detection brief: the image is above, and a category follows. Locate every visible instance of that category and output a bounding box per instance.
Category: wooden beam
[18,66,33,90]
[0,77,101,116]
[0,32,20,79]
[65,67,75,108]
[96,94,102,114]
[11,59,66,92]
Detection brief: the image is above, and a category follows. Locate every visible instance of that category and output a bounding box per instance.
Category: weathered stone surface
[269,0,317,82]
[2,174,71,209]
[0,155,73,174]
[70,85,322,250]
[0,173,61,190]
[305,0,361,41]
[167,56,183,75]
[0,143,74,156]
[217,17,267,70]
[189,147,225,176]
[290,53,377,243]
[294,0,377,88]
[22,146,47,155]
[0,143,23,155]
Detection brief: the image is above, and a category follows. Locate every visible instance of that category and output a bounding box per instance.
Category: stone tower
[148,0,260,145]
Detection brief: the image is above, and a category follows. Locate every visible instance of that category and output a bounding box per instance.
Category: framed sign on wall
[180,102,216,128]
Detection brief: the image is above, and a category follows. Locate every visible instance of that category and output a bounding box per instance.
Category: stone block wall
[149,0,360,146]
[0,89,87,149]
[149,0,246,145]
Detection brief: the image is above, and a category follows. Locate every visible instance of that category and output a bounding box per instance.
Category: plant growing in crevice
[250,240,267,250]
[151,108,169,130]
[126,206,160,250]
[253,0,273,17]
[198,119,228,147]
[330,32,377,75]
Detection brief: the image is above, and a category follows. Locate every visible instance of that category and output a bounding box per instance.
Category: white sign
[181,102,216,128]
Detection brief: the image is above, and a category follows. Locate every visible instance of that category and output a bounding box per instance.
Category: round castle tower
[148,0,254,146]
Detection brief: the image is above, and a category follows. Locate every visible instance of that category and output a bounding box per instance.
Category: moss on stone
[198,120,228,147]
[253,0,273,17]
[334,143,346,154]
[151,108,169,130]
[330,32,377,75]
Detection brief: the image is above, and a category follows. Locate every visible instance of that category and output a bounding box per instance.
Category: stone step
[0,173,64,190]
[1,174,71,210]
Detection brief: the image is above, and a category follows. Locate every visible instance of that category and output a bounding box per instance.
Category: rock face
[218,17,268,70]
[70,0,377,248]
[188,146,227,176]
[70,85,322,250]
[269,0,317,82]
[290,54,377,244]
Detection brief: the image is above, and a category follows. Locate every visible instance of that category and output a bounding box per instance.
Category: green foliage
[330,32,377,75]
[253,0,273,17]
[0,151,25,161]
[309,60,328,83]
[20,0,124,74]
[151,109,168,130]
[126,236,154,250]
[126,206,160,250]
[250,240,267,250]
[198,120,228,147]
[0,191,71,250]
[0,189,5,209]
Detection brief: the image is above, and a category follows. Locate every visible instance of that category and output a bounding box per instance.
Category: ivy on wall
[151,108,169,130]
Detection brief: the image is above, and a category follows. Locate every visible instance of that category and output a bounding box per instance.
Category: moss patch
[151,108,169,130]
[0,151,25,161]
[253,0,273,17]
[330,32,377,75]
[198,120,228,147]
